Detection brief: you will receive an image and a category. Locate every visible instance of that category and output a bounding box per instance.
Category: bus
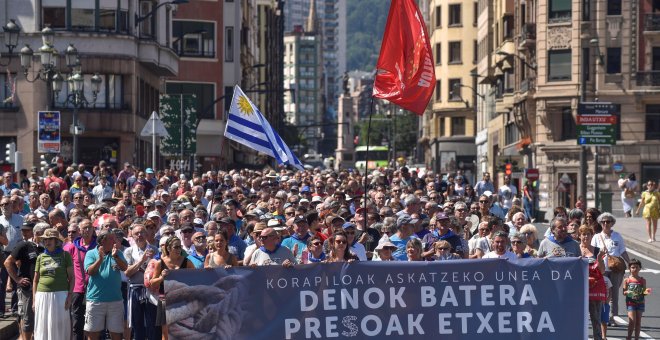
[354,146,389,171]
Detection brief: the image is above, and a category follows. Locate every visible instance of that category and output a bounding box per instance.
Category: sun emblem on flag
[237,96,253,116]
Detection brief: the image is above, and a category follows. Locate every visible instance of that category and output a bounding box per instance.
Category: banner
[372,0,436,115]
[165,259,587,340]
[38,111,61,153]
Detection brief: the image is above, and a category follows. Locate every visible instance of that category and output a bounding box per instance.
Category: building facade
[424,0,480,184]
[0,0,179,171]
[470,0,660,215]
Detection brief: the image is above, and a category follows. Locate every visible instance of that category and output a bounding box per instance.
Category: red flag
[372,0,436,115]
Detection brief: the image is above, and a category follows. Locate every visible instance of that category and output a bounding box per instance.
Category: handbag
[599,234,626,272]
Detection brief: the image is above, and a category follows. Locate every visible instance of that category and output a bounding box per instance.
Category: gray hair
[596,212,616,225]
[454,201,467,211]
[97,229,113,244]
[550,216,567,231]
[403,194,420,207]
[33,222,50,235]
[510,233,527,244]
[568,208,585,221]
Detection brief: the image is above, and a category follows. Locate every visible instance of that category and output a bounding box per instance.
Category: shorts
[627,303,645,312]
[84,300,124,333]
[601,303,610,323]
[17,288,34,332]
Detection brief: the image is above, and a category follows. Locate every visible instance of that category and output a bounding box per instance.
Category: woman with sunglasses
[324,231,357,263]
[150,236,195,339]
[204,230,238,269]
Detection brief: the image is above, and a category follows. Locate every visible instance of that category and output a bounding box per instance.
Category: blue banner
[165,258,587,340]
[37,111,61,153]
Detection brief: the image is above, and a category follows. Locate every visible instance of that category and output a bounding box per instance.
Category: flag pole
[362,96,375,220]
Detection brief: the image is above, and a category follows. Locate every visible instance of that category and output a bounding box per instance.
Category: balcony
[644,14,660,32]
[518,23,536,50]
[138,40,179,77]
[636,71,660,86]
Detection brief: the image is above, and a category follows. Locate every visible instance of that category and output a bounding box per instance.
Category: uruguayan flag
[224,85,304,170]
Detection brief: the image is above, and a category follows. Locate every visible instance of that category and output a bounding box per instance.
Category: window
[607,0,621,15]
[439,117,446,137]
[646,105,660,140]
[449,41,462,64]
[474,2,478,25]
[71,8,95,31]
[549,0,571,22]
[224,86,234,115]
[0,73,17,109]
[582,47,590,81]
[53,74,124,110]
[448,78,462,101]
[548,49,571,81]
[505,122,519,145]
[607,48,621,74]
[435,6,441,27]
[174,21,216,58]
[166,82,216,120]
[42,7,66,29]
[435,80,441,101]
[99,9,117,32]
[435,43,441,64]
[449,4,462,26]
[473,40,478,63]
[225,26,234,62]
[451,117,466,136]
[561,108,577,140]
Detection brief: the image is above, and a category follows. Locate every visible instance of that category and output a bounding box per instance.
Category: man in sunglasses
[281,216,311,263]
[249,228,294,266]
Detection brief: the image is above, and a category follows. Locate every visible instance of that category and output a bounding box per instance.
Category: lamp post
[0,19,21,66]
[20,28,102,165]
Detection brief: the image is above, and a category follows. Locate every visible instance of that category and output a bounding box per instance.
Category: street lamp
[495,51,537,71]
[20,28,102,164]
[0,19,21,66]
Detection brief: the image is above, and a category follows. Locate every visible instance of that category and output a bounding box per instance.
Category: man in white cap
[249,227,294,266]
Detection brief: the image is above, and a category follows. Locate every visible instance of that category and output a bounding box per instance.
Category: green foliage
[346,0,390,72]
[355,113,419,157]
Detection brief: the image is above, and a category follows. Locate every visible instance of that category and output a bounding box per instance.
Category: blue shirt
[281,234,310,263]
[228,234,247,260]
[84,248,126,302]
[389,233,419,261]
[0,183,19,196]
[187,247,207,268]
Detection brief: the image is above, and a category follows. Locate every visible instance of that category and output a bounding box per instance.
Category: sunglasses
[194,236,206,241]
[163,231,175,236]
[479,200,489,203]
[436,247,450,251]
[334,239,347,245]
[601,220,614,224]
[182,230,194,233]
[259,235,275,241]
[311,242,322,246]
[511,240,523,244]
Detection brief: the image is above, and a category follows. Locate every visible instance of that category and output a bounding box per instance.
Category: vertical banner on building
[37,111,61,153]
[166,259,587,340]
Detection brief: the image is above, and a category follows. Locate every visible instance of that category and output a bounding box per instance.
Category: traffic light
[4,142,15,163]
[505,163,512,176]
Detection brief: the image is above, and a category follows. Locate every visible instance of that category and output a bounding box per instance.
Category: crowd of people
[0,161,650,340]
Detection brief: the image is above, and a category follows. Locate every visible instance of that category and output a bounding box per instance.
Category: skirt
[34,291,71,340]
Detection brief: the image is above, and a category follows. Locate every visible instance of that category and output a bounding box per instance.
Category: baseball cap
[145,168,155,174]
[435,212,450,221]
[180,224,194,232]
[293,216,308,224]
[216,217,234,226]
[342,222,357,230]
[311,196,323,203]
[147,211,161,220]
[21,221,36,230]
[397,214,419,228]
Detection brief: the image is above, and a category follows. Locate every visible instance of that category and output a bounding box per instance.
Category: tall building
[0,0,179,171]
[166,0,225,170]
[284,0,345,156]
[423,0,480,183]
[283,25,323,153]
[473,0,660,215]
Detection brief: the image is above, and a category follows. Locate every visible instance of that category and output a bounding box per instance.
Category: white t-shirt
[483,251,517,260]
[498,184,518,209]
[250,246,295,266]
[591,231,626,270]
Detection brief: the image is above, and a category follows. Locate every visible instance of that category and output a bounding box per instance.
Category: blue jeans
[523,197,535,221]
